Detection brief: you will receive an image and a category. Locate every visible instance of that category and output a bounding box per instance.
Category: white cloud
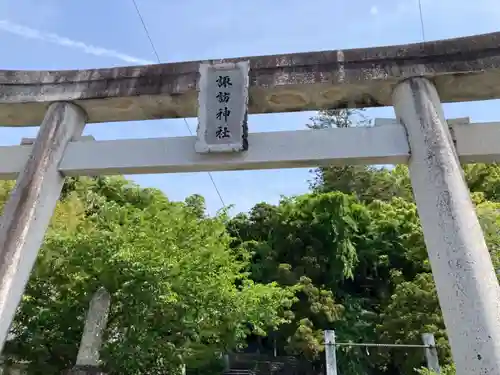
[370,5,379,16]
[0,19,154,65]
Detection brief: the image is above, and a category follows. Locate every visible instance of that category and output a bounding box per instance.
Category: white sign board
[195,61,250,153]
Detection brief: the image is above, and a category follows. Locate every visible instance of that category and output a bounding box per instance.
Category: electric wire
[132,0,427,210]
[417,0,426,42]
[131,0,227,209]
[327,342,432,348]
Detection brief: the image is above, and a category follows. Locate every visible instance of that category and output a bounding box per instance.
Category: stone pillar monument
[69,287,111,375]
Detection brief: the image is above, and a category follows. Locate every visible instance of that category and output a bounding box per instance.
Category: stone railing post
[324,330,337,375]
[422,333,440,373]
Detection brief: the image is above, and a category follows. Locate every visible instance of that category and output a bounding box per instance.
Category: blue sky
[0,0,499,215]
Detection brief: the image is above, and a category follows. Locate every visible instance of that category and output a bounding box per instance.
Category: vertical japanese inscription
[195,61,250,153]
[215,74,232,140]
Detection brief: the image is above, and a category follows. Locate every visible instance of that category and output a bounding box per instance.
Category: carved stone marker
[195,61,250,153]
[69,287,111,375]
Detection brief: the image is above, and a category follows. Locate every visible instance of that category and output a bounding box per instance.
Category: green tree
[228,192,437,375]
[307,110,413,202]
[3,177,295,375]
[228,183,500,375]
[375,196,500,374]
[416,364,456,375]
[309,110,500,206]
[228,194,364,363]
[376,273,448,374]
[463,163,500,202]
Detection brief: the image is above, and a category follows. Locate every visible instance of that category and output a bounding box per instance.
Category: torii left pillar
[0,102,87,352]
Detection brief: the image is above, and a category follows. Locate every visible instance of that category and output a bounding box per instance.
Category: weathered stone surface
[0,31,500,125]
[0,102,86,351]
[195,61,249,153]
[393,78,500,375]
[67,365,106,375]
[75,287,111,368]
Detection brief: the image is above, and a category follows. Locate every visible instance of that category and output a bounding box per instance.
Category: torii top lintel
[1,31,500,126]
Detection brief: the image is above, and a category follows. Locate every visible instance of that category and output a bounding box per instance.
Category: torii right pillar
[393,77,500,375]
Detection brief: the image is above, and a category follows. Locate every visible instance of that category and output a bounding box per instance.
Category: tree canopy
[2,177,295,374]
[0,109,499,375]
[226,110,500,375]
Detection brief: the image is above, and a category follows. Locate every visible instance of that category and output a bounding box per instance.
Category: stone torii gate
[0,32,500,375]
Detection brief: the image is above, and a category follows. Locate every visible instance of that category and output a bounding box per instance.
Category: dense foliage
[226,109,500,375]
[0,109,499,374]
[1,178,295,374]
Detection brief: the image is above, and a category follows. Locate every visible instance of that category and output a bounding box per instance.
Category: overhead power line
[418,0,426,42]
[131,0,428,210]
[131,0,227,209]
[131,0,161,62]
